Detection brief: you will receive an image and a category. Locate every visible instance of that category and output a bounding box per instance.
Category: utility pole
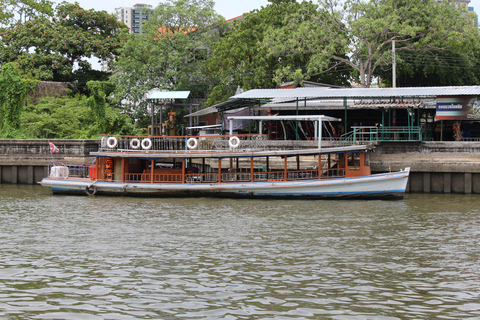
[392,40,396,88]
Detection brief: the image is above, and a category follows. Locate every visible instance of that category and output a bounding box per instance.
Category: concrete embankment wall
[0,139,97,184]
[1,139,480,194]
[369,141,480,194]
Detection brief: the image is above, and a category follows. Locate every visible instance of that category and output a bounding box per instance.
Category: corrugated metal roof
[231,86,480,99]
[149,91,191,99]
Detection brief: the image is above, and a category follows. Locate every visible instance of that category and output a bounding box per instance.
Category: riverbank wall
[1,139,480,194]
[0,139,96,185]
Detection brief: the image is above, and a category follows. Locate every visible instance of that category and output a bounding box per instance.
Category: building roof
[231,86,480,100]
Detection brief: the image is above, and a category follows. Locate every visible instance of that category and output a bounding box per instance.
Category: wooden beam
[150,159,154,183]
[182,159,186,184]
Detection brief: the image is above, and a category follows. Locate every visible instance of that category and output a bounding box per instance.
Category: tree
[204,0,351,106]
[20,94,139,139]
[262,0,480,87]
[111,0,226,118]
[0,0,53,26]
[377,48,480,87]
[0,62,37,138]
[0,1,129,82]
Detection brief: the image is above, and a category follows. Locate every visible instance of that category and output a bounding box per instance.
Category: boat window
[348,153,360,167]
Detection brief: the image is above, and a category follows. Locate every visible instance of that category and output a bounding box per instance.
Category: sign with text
[436,95,480,120]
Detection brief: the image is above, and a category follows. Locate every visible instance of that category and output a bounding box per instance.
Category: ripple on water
[0,187,480,319]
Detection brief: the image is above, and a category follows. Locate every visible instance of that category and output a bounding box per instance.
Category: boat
[39,115,410,199]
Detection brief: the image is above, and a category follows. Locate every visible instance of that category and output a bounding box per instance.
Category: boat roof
[91,145,369,159]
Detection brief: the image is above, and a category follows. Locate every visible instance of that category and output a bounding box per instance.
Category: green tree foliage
[378,48,480,87]
[87,81,116,132]
[0,0,53,26]
[0,62,37,138]
[111,0,226,118]
[204,0,351,106]
[20,95,139,139]
[0,1,129,82]
[262,0,480,87]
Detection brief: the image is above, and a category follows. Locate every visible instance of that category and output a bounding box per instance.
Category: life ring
[85,185,97,196]
[130,138,141,149]
[229,136,240,148]
[186,137,198,149]
[106,136,117,148]
[141,138,152,150]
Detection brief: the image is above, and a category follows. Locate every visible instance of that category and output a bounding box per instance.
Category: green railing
[337,126,423,145]
[353,126,422,143]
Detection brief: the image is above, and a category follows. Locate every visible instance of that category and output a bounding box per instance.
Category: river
[0,185,479,319]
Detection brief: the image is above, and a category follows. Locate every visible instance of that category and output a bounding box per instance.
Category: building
[101,4,154,70]
[441,0,478,27]
[113,3,154,35]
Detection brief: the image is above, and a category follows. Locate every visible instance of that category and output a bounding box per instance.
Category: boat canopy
[226,115,341,149]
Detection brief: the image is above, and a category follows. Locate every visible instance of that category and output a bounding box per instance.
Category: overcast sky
[58,0,271,20]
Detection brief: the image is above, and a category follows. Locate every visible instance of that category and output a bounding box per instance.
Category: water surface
[1,185,479,319]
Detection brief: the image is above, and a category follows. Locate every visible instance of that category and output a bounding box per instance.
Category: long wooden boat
[39,133,410,200]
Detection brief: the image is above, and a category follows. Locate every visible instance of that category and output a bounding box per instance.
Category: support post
[121,158,125,182]
[159,104,163,136]
[296,98,299,140]
[318,154,321,179]
[317,119,323,149]
[250,158,254,182]
[182,159,186,184]
[218,158,222,183]
[392,40,396,88]
[284,156,287,181]
[344,97,348,136]
[150,159,154,183]
[151,101,155,136]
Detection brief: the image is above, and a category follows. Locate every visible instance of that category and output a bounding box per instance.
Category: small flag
[49,141,59,153]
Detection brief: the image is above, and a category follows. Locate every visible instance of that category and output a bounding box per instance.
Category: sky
[57,0,271,20]
[57,0,480,18]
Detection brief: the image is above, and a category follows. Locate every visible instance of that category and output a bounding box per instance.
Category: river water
[0,185,479,320]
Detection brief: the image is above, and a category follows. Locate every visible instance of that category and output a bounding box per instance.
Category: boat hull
[39,168,410,200]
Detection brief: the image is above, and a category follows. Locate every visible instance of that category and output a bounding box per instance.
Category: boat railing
[94,167,346,183]
[99,134,269,152]
[47,161,91,179]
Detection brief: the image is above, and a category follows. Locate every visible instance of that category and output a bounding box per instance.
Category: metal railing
[99,134,268,152]
[338,126,423,145]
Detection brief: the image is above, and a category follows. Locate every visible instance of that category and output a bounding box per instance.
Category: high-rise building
[113,3,154,35]
[440,0,478,27]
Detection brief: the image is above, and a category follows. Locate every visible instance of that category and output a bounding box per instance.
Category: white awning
[149,91,191,99]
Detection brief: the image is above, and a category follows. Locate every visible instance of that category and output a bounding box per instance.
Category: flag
[49,141,59,153]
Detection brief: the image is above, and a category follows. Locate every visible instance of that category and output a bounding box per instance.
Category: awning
[186,124,222,130]
[149,91,191,99]
[185,98,268,117]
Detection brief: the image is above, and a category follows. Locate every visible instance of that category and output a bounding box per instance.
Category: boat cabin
[91,134,371,184]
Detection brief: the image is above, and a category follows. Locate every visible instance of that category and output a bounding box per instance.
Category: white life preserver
[229,136,240,148]
[130,138,141,150]
[106,136,117,149]
[186,137,198,149]
[141,138,152,150]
